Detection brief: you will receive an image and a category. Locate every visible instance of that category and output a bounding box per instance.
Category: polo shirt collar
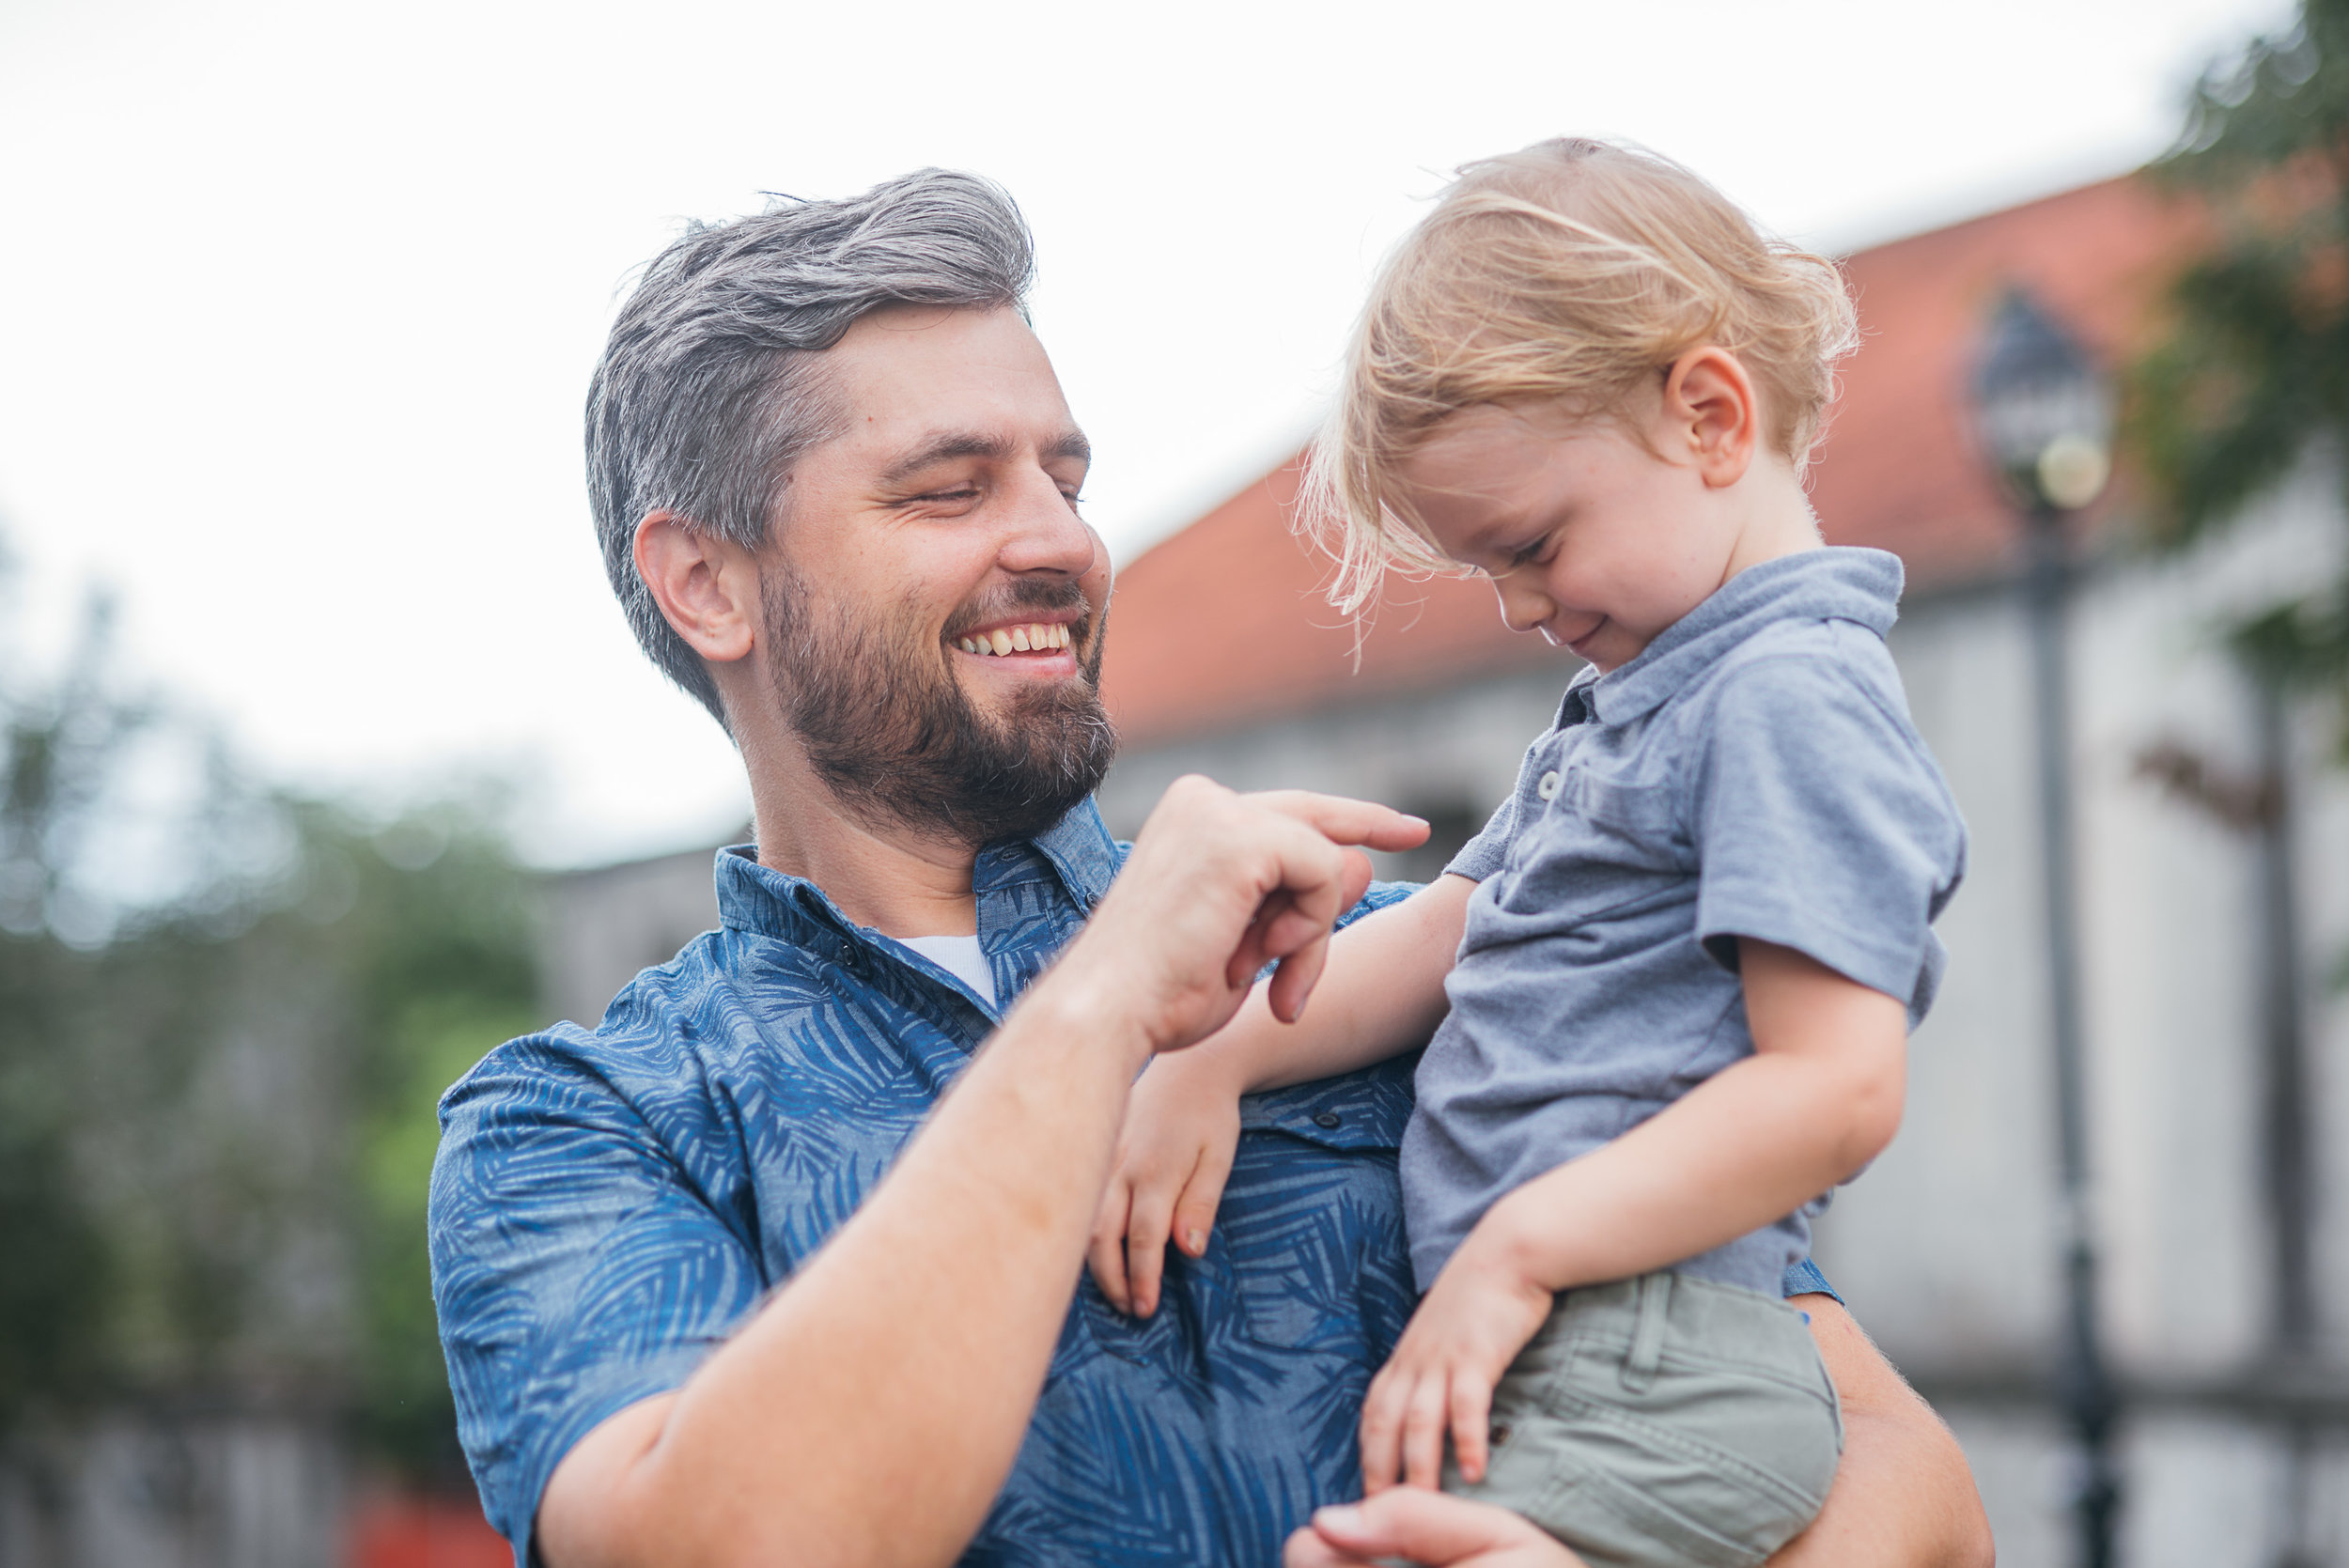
[713,797,1119,942]
[1582,547,1905,726]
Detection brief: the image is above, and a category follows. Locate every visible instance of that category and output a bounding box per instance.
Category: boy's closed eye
[1505,533,1556,570]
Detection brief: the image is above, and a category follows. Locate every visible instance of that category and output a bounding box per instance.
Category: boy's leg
[1443,1271,1843,1568]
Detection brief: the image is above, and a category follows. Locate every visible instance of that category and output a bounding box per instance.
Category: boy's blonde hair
[1303,138,1860,616]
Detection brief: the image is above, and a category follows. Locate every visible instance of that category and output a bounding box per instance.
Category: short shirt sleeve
[1691,644,1967,1021]
[430,1033,765,1565]
[1781,1256,1842,1303]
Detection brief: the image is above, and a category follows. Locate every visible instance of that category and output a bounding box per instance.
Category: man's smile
[949,610,1091,682]
[954,618,1076,658]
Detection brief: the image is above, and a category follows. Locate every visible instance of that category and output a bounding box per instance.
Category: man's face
[756,305,1116,845]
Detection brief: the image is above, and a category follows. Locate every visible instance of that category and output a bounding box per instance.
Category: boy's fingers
[1125,1188,1175,1318]
[1359,1372,1404,1493]
[1449,1374,1494,1484]
[1086,1184,1132,1312]
[1402,1370,1451,1489]
[1086,1235,1130,1315]
[1173,1141,1236,1257]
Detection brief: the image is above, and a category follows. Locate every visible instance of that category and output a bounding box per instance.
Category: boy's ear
[1662,347,1760,489]
[634,510,758,665]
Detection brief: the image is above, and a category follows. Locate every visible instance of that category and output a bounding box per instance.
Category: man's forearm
[539,977,1153,1568]
[1770,1297,1993,1568]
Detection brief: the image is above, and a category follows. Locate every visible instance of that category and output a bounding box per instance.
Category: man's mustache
[941,580,1096,644]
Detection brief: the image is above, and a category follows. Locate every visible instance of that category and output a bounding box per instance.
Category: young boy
[1088,139,1967,1568]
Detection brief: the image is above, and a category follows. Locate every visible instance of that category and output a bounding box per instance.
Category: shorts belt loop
[1622,1271,1672,1394]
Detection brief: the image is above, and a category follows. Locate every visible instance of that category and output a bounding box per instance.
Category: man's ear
[1661,347,1760,489]
[634,511,757,664]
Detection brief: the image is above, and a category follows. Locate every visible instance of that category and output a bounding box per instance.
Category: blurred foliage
[2128,0,2349,708]
[0,545,539,1487]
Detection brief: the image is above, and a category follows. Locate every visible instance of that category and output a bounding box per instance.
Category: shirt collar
[1024,797,1120,908]
[713,797,1119,943]
[1582,547,1905,726]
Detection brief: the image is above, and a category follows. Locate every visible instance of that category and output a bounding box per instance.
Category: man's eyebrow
[879,432,1016,485]
[878,428,1092,486]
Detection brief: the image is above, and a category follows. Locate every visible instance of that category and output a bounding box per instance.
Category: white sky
[0,0,2294,866]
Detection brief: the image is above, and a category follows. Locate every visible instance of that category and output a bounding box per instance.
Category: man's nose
[1492,575,1553,635]
[995,468,1100,578]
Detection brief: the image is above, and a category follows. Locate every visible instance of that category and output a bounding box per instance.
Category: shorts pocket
[1444,1282,1841,1568]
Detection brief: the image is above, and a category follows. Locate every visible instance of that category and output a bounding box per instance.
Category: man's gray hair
[585,168,1037,726]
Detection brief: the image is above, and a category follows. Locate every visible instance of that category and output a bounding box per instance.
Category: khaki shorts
[1441,1270,1843,1568]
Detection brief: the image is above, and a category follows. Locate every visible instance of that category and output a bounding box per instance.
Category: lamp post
[1970,287,2118,1568]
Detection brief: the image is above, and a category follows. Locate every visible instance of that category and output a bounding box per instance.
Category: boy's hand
[1360,1232,1552,1494]
[1087,1046,1247,1317]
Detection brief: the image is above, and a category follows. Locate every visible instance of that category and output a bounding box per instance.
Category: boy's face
[1394,396,1748,674]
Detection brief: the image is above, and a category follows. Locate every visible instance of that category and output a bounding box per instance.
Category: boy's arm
[1473,937,1906,1286]
[1362,937,1907,1489]
[1189,871,1475,1091]
[1087,873,1474,1316]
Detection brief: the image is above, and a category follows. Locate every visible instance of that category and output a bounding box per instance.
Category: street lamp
[1970,287,2118,1568]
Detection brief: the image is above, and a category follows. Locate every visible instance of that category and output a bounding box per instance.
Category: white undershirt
[896,932,998,1008]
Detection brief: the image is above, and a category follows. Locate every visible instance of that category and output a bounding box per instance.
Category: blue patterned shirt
[429,800,1832,1567]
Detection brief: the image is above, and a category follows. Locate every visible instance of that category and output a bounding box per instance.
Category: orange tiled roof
[1101,175,2207,750]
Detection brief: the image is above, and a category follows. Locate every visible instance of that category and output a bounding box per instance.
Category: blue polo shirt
[429,800,1835,1567]
[1407,548,1968,1296]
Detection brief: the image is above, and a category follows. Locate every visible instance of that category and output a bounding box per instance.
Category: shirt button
[1313,1110,1342,1129]
[1536,770,1562,801]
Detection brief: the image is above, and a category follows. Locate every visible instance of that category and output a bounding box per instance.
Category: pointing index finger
[1246,791,1431,855]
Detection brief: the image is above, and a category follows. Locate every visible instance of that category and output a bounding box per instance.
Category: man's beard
[762,567,1118,847]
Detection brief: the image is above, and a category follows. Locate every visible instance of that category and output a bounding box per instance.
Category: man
[428,169,1993,1568]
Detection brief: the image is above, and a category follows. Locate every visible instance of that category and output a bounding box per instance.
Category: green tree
[2129,0,2349,707]
[0,541,539,1488]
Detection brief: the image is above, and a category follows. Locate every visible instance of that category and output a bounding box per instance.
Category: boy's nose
[1492,576,1554,636]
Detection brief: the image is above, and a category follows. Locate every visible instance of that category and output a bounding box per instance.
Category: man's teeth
[956,623,1072,657]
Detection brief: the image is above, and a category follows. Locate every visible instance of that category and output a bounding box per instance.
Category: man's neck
[742,738,982,939]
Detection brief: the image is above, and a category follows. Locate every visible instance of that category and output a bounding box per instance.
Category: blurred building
[508,175,2349,1565]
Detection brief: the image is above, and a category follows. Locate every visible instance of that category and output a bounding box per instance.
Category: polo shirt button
[1313,1110,1342,1129]
[1536,770,1561,801]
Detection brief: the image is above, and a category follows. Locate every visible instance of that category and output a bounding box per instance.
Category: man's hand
[1087,1046,1246,1317]
[1073,778,1428,1055]
[1360,1234,1552,1493]
[1285,1491,1584,1568]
